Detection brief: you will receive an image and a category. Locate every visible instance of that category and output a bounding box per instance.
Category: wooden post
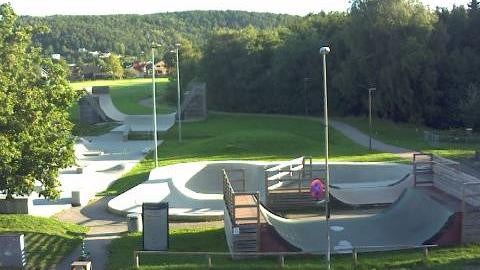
[256,192,261,252]
[352,248,358,267]
[134,251,139,268]
[264,170,269,206]
[206,255,212,268]
[278,255,285,268]
[422,247,429,262]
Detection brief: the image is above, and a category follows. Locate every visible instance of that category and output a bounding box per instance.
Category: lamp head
[319,46,331,55]
[151,42,161,49]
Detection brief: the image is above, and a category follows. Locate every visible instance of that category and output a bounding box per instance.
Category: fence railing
[133,244,437,268]
[424,130,480,146]
[223,168,260,226]
[223,169,237,223]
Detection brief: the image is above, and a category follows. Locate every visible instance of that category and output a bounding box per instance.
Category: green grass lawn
[107,226,480,270]
[101,112,401,196]
[0,214,88,269]
[339,116,478,159]
[70,78,174,114]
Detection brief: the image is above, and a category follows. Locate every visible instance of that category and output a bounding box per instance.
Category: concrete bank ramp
[97,93,176,132]
[97,93,127,122]
[108,161,266,219]
[260,188,454,253]
[330,174,414,205]
[122,113,176,132]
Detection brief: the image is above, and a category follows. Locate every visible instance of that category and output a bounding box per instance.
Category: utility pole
[320,46,331,270]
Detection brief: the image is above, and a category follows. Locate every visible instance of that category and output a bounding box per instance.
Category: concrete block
[71,190,92,207]
[127,212,142,232]
[0,198,31,214]
[91,86,110,94]
[0,234,26,268]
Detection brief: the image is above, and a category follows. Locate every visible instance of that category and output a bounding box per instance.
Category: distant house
[124,61,147,78]
[155,61,168,76]
[68,64,83,81]
[51,54,61,60]
[99,52,111,58]
[145,61,169,77]
[82,65,108,80]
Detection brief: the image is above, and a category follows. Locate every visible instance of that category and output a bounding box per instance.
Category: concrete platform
[23,133,158,217]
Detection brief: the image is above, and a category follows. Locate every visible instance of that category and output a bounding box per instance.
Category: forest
[21,0,480,129]
[201,0,480,129]
[21,10,295,61]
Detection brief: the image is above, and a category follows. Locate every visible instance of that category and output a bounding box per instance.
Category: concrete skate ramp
[123,113,176,132]
[312,163,410,186]
[260,188,453,253]
[330,174,414,205]
[109,161,412,218]
[97,94,127,122]
[107,161,266,218]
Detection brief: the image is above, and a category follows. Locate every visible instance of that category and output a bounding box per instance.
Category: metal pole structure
[151,43,160,167]
[320,46,331,270]
[175,43,182,144]
[368,87,376,151]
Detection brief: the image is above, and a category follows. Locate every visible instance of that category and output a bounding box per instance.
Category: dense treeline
[18,3,480,129]
[20,10,295,61]
[201,0,480,129]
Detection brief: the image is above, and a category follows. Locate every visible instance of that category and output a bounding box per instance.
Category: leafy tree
[0,4,77,200]
[102,53,124,79]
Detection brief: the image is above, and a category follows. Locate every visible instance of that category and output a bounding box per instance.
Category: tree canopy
[0,3,77,199]
[200,0,480,129]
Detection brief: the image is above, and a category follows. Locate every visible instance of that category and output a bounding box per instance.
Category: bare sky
[0,0,472,16]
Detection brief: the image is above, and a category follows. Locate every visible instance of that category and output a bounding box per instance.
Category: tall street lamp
[368,87,376,151]
[151,42,161,167]
[303,77,311,116]
[172,43,182,144]
[319,45,331,270]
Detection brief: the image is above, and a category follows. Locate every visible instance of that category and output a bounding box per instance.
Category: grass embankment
[107,227,480,270]
[0,214,88,269]
[339,116,478,159]
[101,112,400,196]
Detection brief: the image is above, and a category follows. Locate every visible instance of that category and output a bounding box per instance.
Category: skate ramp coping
[260,188,454,253]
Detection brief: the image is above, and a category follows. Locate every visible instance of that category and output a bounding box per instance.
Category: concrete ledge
[71,190,93,207]
[0,198,31,214]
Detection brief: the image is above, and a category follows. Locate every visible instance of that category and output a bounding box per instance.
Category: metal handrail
[133,244,437,268]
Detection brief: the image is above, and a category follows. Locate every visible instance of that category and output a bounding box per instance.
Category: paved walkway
[329,120,416,159]
[53,196,127,270]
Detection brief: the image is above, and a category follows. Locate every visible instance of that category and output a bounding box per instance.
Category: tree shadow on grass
[21,232,81,270]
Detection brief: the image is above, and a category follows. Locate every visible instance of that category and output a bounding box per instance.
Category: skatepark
[106,152,480,256]
[107,160,412,218]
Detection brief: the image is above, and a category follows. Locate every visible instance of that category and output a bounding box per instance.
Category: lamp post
[368,87,376,151]
[151,42,161,167]
[173,43,182,144]
[303,77,311,116]
[319,46,331,270]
